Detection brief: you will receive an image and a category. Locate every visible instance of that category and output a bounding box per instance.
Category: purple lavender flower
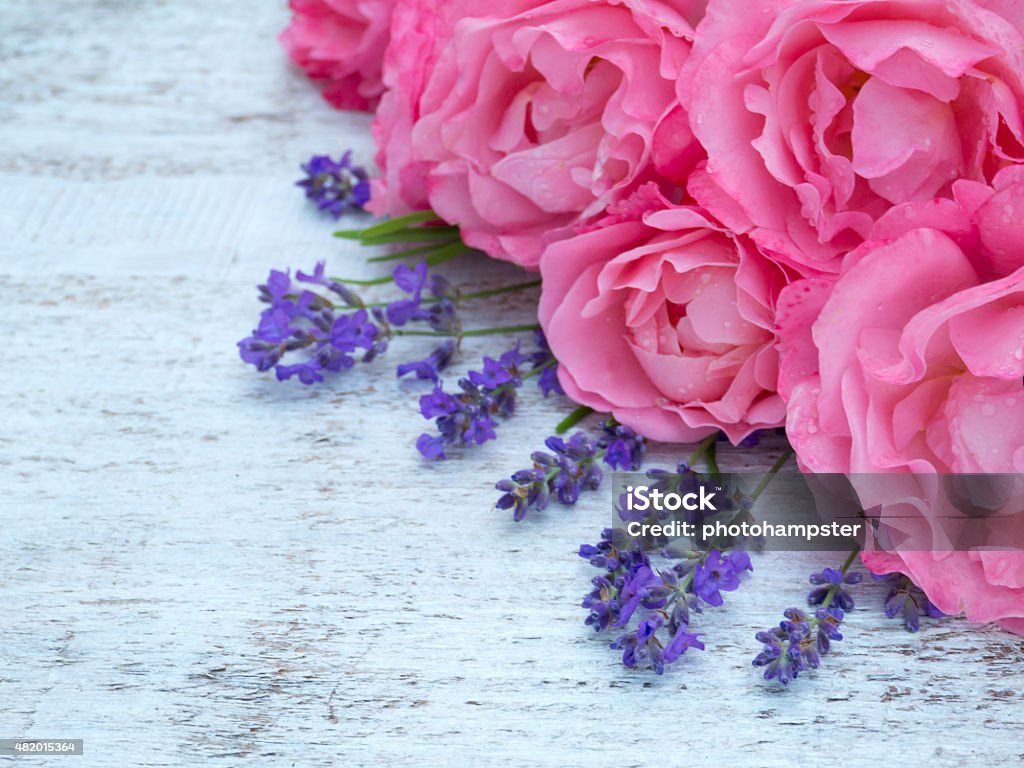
[606,573,708,675]
[331,309,381,353]
[808,567,862,611]
[814,607,845,655]
[396,341,456,382]
[724,549,753,573]
[240,259,468,386]
[237,266,381,385]
[392,261,429,294]
[754,558,860,685]
[581,575,619,633]
[495,433,606,520]
[495,468,550,522]
[874,573,944,632]
[530,330,564,397]
[580,529,653,633]
[297,152,370,217]
[259,270,292,304]
[429,274,457,300]
[615,565,668,627]
[416,346,529,460]
[415,434,447,461]
[494,420,644,522]
[495,432,604,520]
[578,528,645,572]
[579,523,746,675]
[384,262,432,326]
[692,550,744,607]
[543,433,604,504]
[468,353,521,388]
[295,262,363,306]
[613,613,672,674]
[663,621,705,664]
[753,609,815,685]
[426,298,460,333]
[598,419,646,471]
[418,335,554,459]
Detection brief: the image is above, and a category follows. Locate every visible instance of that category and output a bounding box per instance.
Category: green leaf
[333,210,441,240]
[366,242,459,263]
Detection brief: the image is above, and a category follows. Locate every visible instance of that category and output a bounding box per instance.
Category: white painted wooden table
[1,2,1022,766]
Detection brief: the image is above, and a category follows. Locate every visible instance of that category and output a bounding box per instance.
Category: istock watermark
[610,471,1024,553]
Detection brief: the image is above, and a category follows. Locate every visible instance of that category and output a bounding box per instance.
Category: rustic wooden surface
[2,2,1023,766]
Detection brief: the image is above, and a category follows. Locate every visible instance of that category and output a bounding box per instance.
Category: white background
[1,1,1022,765]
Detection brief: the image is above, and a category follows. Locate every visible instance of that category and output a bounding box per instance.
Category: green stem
[334,210,442,240]
[677,566,697,594]
[839,545,861,574]
[333,243,469,286]
[337,227,459,245]
[366,241,461,263]
[334,275,397,287]
[671,448,798,596]
[820,545,862,608]
[522,359,555,380]
[461,323,542,337]
[395,322,542,338]
[687,432,719,467]
[364,279,542,309]
[486,361,554,415]
[802,548,860,643]
[555,406,594,435]
[705,440,721,479]
[459,279,542,302]
[749,448,794,502]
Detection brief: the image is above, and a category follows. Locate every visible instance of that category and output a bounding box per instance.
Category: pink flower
[682,0,1024,272]
[370,0,706,268]
[539,193,789,443]
[779,226,1024,631]
[280,0,394,111]
[873,166,1024,281]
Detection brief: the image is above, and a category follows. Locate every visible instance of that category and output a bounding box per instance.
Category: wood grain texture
[1,2,1022,766]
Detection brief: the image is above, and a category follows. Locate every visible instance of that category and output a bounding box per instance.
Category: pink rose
[539,193,789,443]
[779,227,1024,631]
[872,166,1024,281]
[370,0,705,268]
[280,0,393,111]
[682,0,1024,272]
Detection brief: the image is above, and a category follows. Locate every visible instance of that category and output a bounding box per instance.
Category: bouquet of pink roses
[269,0,1024,679]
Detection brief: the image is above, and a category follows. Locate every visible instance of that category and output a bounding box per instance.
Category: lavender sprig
[752,546,861,686]
[874,573,944,632]
[808,566,862,611]
[579,526,753,674]
[237,264,378,384]
[530,330,564,398]
[297,152,370,217]
[495,419,647,520]
[574,436,766,675]
[416,345,532,460]
[578,442,809,675]
[239,260,544,387]
[416,332,561,460]
[237,261,451,384]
